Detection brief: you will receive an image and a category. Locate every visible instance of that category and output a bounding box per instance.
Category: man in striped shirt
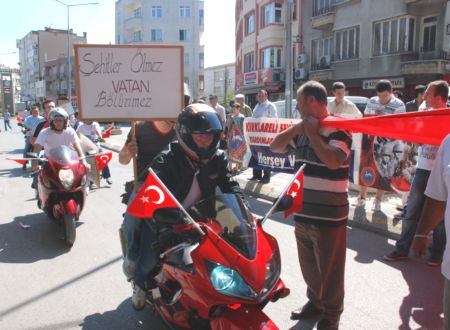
[271,81,352,330]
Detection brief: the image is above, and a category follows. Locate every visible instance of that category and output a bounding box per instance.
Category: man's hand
[82,160,91,171]
[32,164,41,172]
[412,236,429,258]
[127,140,138,158]
[303,116,320,138]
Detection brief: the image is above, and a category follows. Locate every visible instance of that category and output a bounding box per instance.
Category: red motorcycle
[138,193,290,329]
[30,145,88,246]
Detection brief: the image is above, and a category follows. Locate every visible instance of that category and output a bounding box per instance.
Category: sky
[0,0,235,69]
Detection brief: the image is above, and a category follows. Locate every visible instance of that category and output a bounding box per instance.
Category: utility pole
[285,0,293,118]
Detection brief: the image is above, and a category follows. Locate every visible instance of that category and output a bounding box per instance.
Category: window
[261,47,282,68]
[423,16,437,52]
[151,29,162,42]
[335,26,359,60]
[117,35,121,44]
[262,3,282,27]
[179,29,190,41]
[246,14,255,34]
[244,53,255,72]
[199,9,204,25]
[312,37,333,67]
[184,77,189,84]
[373,16,415,56]
[133,7,142,18]
[133,30,142,42]
[199,53,204,68]
[184,53,190,65]
[151,6,162,17]
[180,6,191,17]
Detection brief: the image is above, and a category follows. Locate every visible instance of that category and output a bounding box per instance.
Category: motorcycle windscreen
[46,145,79,164]
[192,193,257,259]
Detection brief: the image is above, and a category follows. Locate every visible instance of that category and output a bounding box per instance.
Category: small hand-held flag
[6,157,31,165]
[284,168,305,217]
[102,127,113,139]
[260,164,306,224]
[95,152,112,171]
[127,168,178,218]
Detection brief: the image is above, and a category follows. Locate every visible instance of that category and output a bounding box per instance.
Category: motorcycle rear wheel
[63,214,76,246]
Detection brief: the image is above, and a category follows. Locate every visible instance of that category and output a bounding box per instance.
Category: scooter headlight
[59,169,74,190]
[206,261,257,300]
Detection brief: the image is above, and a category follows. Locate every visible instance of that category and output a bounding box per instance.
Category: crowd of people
[4,77,450,329]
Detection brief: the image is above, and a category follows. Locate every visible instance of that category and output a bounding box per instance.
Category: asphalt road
[0,124,444,330]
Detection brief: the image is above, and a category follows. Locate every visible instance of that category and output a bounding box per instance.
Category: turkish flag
[127,169,178,218]
[102,127,113,139]
[284,168,305,218]
[95,152,112,171]
[6,157,28,165]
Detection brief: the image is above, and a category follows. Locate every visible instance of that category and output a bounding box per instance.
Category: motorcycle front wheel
[63,214,76,246]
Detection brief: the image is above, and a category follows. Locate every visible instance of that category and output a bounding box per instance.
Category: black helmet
[176,103,223,162]
[48,107,69,131]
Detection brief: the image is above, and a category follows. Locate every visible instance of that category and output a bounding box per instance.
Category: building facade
[303,0,450,99]
[0,67,21,115]
[236,0,450,105]
[16,28,87,105]
[115,0,205,99]
[204,62,236,104]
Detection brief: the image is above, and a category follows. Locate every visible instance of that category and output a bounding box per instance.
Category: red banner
[322,108,450,146]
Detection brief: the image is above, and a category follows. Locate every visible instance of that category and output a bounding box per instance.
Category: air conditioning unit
[320,55,331,66]
[294,68,306,80]
[297,54,306,65]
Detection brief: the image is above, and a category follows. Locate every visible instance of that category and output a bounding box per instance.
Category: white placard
[74,44,183,121]
[362,77,405,90]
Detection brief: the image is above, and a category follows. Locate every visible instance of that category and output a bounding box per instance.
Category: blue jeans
[395,168,446,257]
[122,185,160,289]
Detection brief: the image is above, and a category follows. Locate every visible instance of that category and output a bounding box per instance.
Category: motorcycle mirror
[27,152,38,158]
[273,195,293,213]
[153,208,186,226]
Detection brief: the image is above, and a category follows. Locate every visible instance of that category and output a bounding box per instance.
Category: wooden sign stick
[131,121,139,192]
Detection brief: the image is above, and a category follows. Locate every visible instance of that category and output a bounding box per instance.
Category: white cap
[235,93,245,99]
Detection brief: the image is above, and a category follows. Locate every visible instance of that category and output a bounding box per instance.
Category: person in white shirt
[385,80,448,264]
[328,82,362,120]
[32,108,88,171]
[250,89,278,183]
[77,121,113,185]
[357,80,406,212]
[412,133,450,328]
[209,94,227,150]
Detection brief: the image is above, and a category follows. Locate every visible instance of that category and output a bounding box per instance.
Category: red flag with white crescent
[284,170,305,218]
[95,152,112,171]
[127,170,178,218]
[102,127,113,139]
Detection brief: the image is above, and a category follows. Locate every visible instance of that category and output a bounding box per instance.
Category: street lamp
[55,0,98,104]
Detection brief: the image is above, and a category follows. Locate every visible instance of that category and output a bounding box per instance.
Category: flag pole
[148,168,205,236]
[131,121,139,192]
[260,163,306,225]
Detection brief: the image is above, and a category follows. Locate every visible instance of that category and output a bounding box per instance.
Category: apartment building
[236,0,302,107]
[16,28,87,104]
[303,0,450,99]
[115,0,205,99]
[204,63,236,104]
[0,67,21,114]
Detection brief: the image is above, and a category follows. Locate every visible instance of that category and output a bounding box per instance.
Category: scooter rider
[32,108,89,172]
[130,103,247,310]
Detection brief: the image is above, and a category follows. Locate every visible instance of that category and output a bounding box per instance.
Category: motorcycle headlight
[206,261,257,300]
[261,251,281,295]
[59,169,74,190]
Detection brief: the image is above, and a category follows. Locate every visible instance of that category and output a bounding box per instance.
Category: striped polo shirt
[364,96,405,116]
[289,126,352,225]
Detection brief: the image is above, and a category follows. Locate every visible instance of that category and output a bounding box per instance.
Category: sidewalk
[101,125,403,239]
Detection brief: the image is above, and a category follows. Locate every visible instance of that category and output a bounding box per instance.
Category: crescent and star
[140,185,165,205]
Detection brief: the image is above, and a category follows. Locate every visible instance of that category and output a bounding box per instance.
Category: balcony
[400,50,450,75]
[311,6,335,30]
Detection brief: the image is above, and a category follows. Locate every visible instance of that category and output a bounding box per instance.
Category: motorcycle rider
[32,108,89,172]
[76,120,113,185]
[130,103,247,310]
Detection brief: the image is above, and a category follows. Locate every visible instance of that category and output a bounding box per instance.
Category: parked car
[273,99,300,119]
[327,96,369,114]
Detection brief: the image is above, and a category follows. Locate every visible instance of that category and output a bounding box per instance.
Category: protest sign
[244,118,299,173]
[74,44,183,121]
